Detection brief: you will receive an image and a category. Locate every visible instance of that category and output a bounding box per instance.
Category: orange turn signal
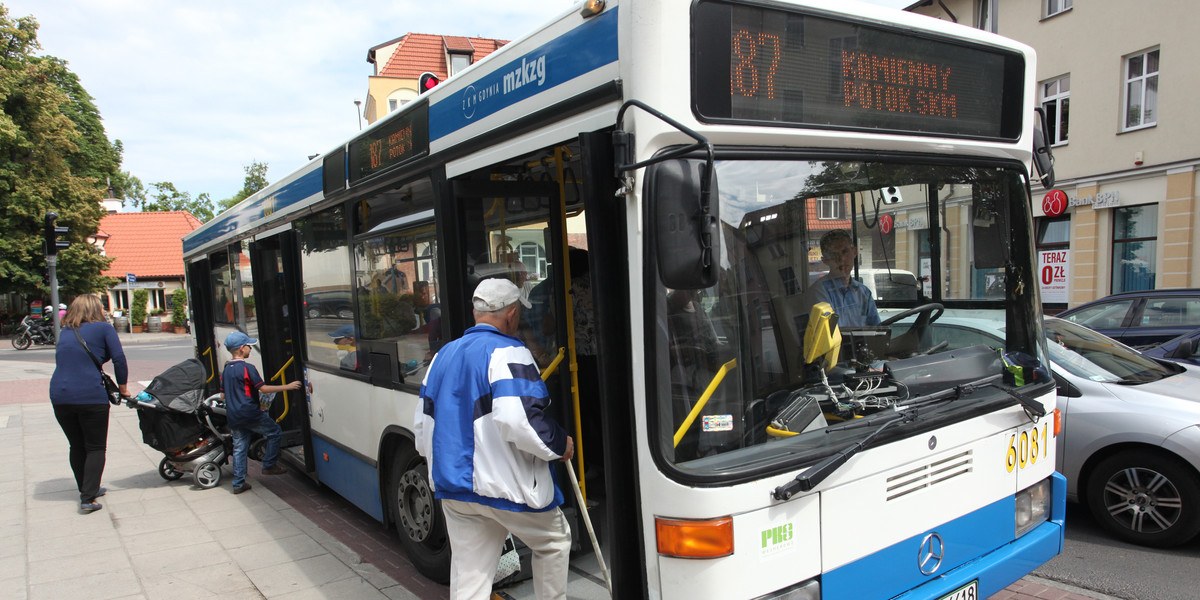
[1053,408,1062,436]
[655,517,734,558]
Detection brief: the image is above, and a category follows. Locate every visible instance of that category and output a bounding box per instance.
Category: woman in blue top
[49,295,128,513]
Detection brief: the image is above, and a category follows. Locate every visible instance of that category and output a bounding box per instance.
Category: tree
[131,288,148,326]
[217,160,269,213]
[171,287,187,328]
[0,6,117,298]
[138,181,215,222]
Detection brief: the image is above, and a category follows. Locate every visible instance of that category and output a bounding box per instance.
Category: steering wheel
[880,303,945,357]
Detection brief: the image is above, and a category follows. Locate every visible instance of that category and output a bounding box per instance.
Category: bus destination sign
[692,1,1024,140]
[348,101,430,186]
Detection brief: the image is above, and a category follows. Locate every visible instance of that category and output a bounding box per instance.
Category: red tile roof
[378,33,507,79]
[98,211,203,279]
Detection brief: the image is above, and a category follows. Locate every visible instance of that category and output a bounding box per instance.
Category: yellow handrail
[540,348,567,381]
[268,356,295,423]
[201,346,216,383]
[673,358,738,448]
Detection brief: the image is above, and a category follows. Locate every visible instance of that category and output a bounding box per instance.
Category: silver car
[887,312,1200,548]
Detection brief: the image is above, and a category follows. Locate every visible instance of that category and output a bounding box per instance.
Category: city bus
[181,0,1064,598]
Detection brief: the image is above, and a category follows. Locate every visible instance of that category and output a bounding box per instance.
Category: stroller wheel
[249,438,267,462]
[159,458,185,481]
[194,461,222,489]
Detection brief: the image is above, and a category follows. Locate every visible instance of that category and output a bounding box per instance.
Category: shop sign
[1038,249,1070,303]
[896,216,927,230]
[1069,191,1121,210]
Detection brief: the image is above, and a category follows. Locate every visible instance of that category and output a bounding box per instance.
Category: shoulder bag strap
[70,326,107,374]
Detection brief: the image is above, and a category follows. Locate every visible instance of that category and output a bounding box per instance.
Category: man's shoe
[94,487,107,498]
[80,502,103,513]
[261,465,288,475]
[232,482,253,495]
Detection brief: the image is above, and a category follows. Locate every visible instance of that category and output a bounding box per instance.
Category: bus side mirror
[1032,107,1056,189]
[648,158,719,289]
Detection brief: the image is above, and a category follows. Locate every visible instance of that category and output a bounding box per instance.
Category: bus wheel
[1086,450,1200,548]
[389,448,451,583]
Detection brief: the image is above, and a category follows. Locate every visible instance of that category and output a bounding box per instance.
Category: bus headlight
[1015,479,1051,537]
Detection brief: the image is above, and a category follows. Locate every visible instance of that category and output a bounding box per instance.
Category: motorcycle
[11,315,56,350]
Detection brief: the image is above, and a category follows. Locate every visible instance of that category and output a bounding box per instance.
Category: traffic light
[418,72,440,94]
[43,212,70,256]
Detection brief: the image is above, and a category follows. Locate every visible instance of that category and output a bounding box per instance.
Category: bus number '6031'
[1006,424,1048,472]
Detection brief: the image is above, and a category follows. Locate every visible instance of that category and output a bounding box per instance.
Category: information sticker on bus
[938,580,978,600]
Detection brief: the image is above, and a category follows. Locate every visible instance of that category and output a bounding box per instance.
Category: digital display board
[348,102,430,186]
[692,1,1024,139]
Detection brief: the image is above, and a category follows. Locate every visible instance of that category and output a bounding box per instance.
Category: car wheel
[1086,450,1200,548]
[337,308,355,320]
[307,307,321,319]
[389,446,451,584]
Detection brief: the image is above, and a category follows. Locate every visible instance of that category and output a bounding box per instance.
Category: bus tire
[389,447,451,583]
[1086,450,1200,548]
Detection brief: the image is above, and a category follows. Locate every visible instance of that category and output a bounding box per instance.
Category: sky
[6,0,914,208]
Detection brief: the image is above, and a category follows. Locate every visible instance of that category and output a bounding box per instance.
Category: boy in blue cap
[221,331,302,494]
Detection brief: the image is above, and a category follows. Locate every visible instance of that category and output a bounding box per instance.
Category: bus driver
[801,229,881,328]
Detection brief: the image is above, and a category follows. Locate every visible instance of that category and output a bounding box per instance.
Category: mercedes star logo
[918,532,945,575]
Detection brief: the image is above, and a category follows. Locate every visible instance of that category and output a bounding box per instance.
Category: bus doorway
[248,231,314,472]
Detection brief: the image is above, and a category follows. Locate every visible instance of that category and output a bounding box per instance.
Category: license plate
[938,581,978,600]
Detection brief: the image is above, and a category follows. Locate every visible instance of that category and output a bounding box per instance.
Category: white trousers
[441,498,572,600]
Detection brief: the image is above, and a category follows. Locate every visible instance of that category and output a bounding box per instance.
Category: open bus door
[186,258,220,396]
[248,231,314,472]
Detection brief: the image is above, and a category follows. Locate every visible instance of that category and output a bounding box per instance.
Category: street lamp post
[354,100,363,130]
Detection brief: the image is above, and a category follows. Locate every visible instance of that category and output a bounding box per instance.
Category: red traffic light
[418,72,440,93]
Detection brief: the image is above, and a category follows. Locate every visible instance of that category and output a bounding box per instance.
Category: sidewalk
[0,352,1107,600]
[0,396,415,599]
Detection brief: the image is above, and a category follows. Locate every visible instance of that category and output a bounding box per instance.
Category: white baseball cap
[472,278,531,312]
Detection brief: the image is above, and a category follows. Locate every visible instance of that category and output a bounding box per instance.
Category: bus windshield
[657,157,1035,467]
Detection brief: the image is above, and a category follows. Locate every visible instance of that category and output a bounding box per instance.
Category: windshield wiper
[771,374,1007,500]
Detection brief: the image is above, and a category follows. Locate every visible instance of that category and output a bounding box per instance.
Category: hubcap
[397,470,433,541]
[1104,466,1183,534]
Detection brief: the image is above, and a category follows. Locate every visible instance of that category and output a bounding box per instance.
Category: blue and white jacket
[415,324,568,512]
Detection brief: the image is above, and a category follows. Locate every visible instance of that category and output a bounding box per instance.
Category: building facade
[908,0,1200,309]
[98,210,202,321]
[363,33,507,126]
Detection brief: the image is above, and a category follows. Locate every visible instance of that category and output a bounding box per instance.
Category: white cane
[566,461,612,597]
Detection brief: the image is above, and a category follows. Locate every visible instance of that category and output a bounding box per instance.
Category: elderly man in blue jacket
[415,277,574,600]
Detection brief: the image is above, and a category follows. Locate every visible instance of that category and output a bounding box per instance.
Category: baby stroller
[127,358,231,489]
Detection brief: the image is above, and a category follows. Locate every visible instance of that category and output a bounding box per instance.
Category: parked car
[1057,288,1200,348]
[885,311,1200,548]
[304,291,354,319]
[1143,327,1200,368]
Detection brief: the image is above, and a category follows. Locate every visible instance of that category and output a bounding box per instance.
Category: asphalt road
[1036,503,1200,600]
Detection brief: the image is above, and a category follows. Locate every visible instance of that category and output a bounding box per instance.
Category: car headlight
[1015,478,1051,537]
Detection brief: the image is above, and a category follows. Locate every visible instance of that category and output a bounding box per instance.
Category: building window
[1112,205,1157,293]
[1124,49,1159,130]
[817,196,842,220]
[1041,75,1069,145]
[1044,0,1072,17]
[389,99,398,113]
[449,52,472,76]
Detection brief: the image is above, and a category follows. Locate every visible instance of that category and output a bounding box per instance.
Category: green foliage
[218,160,270,213]
[171,288,187,327]
[0,6,118,298]
[131,289,148,325]
[137,181,214,222]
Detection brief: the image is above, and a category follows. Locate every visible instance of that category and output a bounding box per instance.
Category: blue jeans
[230,411,281,489]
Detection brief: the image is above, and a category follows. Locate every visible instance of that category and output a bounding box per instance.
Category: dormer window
[449,52,472,75]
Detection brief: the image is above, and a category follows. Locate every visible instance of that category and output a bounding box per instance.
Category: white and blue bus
[182,0,1064,598]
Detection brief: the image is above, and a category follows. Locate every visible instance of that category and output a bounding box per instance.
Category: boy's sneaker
[232,482,253,495]
[80,502,103,513]
[262,465,288,475]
